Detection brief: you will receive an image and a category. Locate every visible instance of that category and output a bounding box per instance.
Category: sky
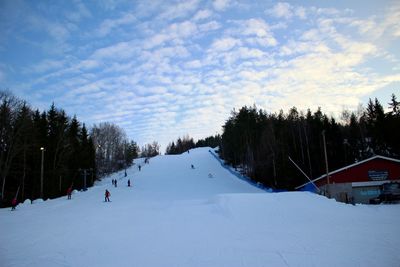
[1,0,399,150]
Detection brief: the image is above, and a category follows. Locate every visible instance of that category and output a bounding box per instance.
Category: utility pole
[322,130,330,197]
[79,168,92,191]
[40,147,45,199]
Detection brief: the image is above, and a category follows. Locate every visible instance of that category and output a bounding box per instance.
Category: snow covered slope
[1,147,400,267]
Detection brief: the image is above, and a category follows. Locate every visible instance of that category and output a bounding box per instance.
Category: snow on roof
[295,155,400,190]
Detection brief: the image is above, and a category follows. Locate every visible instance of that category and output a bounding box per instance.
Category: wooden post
[322,130,330,197]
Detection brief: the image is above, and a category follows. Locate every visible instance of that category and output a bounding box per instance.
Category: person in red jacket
[67,186,72,200]
[11,198,17,210]
[105,189,111,202]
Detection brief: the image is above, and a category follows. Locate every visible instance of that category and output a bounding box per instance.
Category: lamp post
[322,130,330,197]
[40,147,45,199]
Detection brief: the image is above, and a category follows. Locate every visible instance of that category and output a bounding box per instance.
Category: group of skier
[10,159,149,210]
[104,178,132,202]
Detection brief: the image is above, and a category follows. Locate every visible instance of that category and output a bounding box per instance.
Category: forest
[0,91,139,207]
[219,94,400,189]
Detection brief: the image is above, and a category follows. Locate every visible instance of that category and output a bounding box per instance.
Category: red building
[296,155,400,204]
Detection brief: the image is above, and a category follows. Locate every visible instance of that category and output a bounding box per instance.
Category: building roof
[295,155,400,190]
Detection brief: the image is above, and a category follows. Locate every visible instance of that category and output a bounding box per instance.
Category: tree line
[218,94,400,190]
[165,134,221,154]
[0,91,140,207]
[0,91,96,206]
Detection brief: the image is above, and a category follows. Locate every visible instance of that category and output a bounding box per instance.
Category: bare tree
[91,122,129,176]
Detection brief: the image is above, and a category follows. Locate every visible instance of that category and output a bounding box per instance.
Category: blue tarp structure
[299,182,318,193]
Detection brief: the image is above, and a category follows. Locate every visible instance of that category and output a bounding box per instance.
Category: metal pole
[40,147,45,199]
[290,156,320,193]
[322,131,330,196]
[83,169,87,191]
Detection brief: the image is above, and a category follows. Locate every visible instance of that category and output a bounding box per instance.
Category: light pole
[322,130,330,197]
[40,147,45,199]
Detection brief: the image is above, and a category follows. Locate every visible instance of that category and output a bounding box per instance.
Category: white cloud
[185,60,202,68]
[229,18,278,47]
[92,41,138,60]
[66,0,92,22]
[158,0,200,21]
[77,59,101,70]
[193,9,212,21]
[213,0,231,11]
[27,59,66,74]
[266,2,307,20]
[96,13,137,37]
[143,21,198,49]
[199,21,221,32]
[210,37,240,52]
[268,2,293,19]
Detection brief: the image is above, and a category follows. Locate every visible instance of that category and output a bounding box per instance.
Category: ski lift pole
[289,156,320,193]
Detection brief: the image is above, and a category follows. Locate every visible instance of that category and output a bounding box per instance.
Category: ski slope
[1,147,400,267]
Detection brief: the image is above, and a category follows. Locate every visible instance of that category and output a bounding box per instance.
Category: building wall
[320,183,353,203]
[316,158,400,204]
[316,158,400,187]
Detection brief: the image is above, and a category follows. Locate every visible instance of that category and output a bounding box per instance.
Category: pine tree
[388,93,400,116]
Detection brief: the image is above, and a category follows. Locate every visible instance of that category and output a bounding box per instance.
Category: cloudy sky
[1,0,399,150]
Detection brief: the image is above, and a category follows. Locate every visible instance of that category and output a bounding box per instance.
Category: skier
[67,186,72,200]
[138,165,141,171]
[11,197,17,210]
[191,164,195,169]
[105,189,111,202]
[112,179,115,186]
[114,179,117,187]
[128,179,131,187]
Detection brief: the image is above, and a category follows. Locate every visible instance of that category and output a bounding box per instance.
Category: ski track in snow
[1,147,400,267]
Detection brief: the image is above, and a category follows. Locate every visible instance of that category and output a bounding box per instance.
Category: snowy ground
[1,147,400,267]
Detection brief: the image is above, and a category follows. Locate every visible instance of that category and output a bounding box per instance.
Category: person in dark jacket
[105,189,111,202]
[67,186,72,199]
[11,198,17,210]
[128,179,131,187]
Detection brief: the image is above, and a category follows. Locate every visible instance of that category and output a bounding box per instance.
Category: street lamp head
[40,147,45,151]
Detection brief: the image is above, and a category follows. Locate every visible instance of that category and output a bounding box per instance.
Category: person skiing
[11,197,17,210]
[191,164,195,169]
[114,179,117,187]
[138,165,141,171]
[67,186,72,200]
[105,189,111,202]
[128,179,131,187]
[112,179,115,186]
